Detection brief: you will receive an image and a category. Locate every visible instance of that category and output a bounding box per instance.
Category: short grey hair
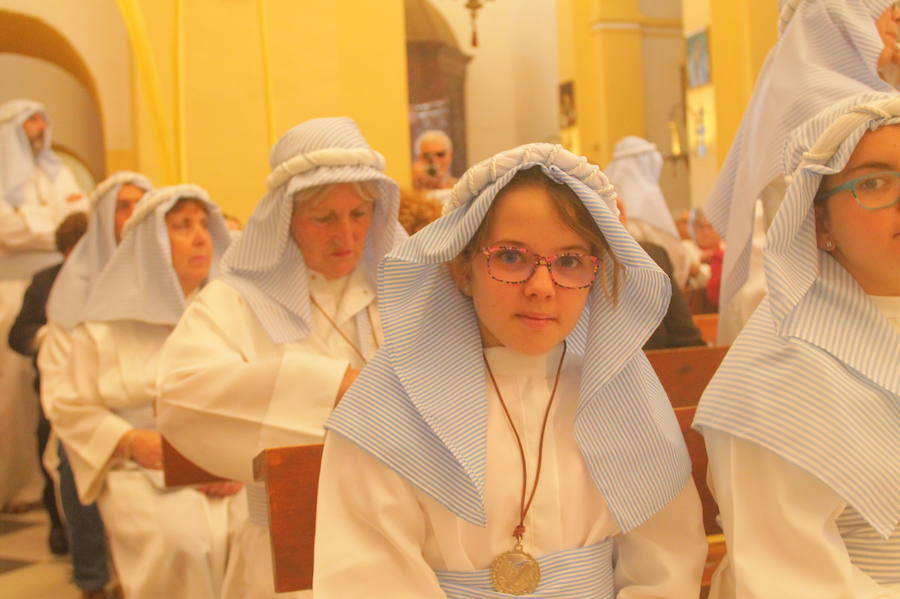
[414,129,453,156]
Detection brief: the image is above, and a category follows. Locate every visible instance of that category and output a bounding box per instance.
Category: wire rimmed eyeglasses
[814,170,900,210]
[481,245,599,289]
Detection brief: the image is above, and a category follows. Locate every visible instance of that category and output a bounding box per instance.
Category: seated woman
[314,144,707,597]
[695,92,900,597]
[156,117,404,598]
[46,185,241,599]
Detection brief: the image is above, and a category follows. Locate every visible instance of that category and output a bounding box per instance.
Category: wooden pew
[692,313,719,345]
[648,345,729,598]
[161,436,224,487]
[253,444,323,593]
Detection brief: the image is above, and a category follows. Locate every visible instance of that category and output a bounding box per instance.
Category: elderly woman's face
[166,199,212,297]
[290,183,374,279]
[816,124,900,296]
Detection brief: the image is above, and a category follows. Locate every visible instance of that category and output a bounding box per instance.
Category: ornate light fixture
[459,0,494,47]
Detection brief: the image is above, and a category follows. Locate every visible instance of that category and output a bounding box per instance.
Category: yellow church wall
[118,0,411,221]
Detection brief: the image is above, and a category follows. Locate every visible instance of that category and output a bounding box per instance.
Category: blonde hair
[455,166,622,302]
[292,180,380,206]
[398,188,442,234]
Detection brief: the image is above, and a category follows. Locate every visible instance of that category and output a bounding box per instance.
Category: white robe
[706,296,900,598]
[157,268,380,598]
[0,164,84,508]
[314,345,707,598]
[46,318,241,599]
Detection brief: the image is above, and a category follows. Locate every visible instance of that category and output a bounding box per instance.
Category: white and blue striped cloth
[0,99,63,209]
[219,117,405,343]
[435,540,615,598]
[46,171,153,330]
[328,143,691,533]
[695,94,900,545]
[78,184,231,326]
[707,0,895,312]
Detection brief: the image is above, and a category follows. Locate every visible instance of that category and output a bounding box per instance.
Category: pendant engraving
[490,544,541,595]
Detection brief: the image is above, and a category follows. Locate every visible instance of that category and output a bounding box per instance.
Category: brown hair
[455,166,622,302]
[55,211,88,255]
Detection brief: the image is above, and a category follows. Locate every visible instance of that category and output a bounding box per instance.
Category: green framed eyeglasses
[814,170,900,210]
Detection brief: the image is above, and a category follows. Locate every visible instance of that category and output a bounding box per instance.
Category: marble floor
[0,509,81,599]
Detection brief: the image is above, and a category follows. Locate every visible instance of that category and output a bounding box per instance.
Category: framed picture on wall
[559,81,576,129]
[686,29,711,88]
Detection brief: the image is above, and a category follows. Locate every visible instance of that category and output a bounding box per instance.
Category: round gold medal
[490,544,541,595]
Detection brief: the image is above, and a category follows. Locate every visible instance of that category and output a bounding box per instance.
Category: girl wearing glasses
[695,92,900,598]
[314,145,707,597]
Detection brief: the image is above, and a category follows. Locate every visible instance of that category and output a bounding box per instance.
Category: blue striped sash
[435,540,615,599]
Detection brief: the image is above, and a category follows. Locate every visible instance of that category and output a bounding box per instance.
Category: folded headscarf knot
[266,148,385,191]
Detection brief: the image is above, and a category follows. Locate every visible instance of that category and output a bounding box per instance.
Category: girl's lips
[331,250,354,258]
[189,255,209,265]
[516,313,555,329]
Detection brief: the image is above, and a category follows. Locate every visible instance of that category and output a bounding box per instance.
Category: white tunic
[314,346,707,598]
[47,318,241,599]
[157,268,380,599]
[0,164,84,507]
[706,296,900,598]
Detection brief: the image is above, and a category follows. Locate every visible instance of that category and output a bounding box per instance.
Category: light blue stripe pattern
[47,171,153,330]
[707,0,895,311]
[695,94,900,540]
[435,540,615,599]
[329,143,691,534]
[78,184,231,326]
[219,117,405,343]
[837,505,900,585]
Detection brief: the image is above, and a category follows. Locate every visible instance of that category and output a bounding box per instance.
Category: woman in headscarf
[604,135,692,289]
[156,117,404,598]
[47,185,239,599]
[695,92,900,597]
[314,144,707,597]
[707,0,898,345]
[38,171,151,597]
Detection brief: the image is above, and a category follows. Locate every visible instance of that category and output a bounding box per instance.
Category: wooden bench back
[691,313,719,345]
[253,444,324,593]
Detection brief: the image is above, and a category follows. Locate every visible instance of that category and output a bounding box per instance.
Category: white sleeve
[705,429,897,598]
[313,431,446,598]
[47,324,132,504]
[37,322,73,421]
[614,480,708,598]
[0,202,54,251]
[156,285,349,483]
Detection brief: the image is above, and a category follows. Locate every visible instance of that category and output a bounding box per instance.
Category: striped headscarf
[47,171,153,330]
[0,99,64,209]
[707,0,895,314]
[695,93,900,539]
[328,143,692,532]
[78,184,231,326]
[219,117,404,343]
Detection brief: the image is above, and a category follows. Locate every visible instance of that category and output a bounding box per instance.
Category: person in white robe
[156,117,405,598]
[38,171,151,597]
[0,99,88,511]
[604,136,691,289]
[706,0,899,345]
[695,92,900,598]
[45,185,242,599]
[315,144,707,597]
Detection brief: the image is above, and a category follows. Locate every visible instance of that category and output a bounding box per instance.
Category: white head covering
[695,92,900,539]
[219,117,405,343]
[0,99,63,209]
[328,143,692,532]
[79,184,231,326]
[46,171,153,330]
[603,136,678,237]
[706,0,895,312]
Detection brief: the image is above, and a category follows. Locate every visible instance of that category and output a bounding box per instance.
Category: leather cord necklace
[309,295,379,363]
[483,341,566,595]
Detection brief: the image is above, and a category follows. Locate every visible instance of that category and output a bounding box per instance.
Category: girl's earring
[824,239,836,251]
